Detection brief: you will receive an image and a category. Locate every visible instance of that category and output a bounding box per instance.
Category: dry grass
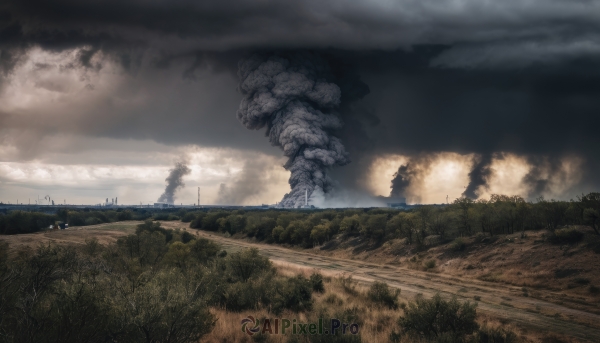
[201,267,402,343]
[201,268,550,343]
[0,221,140,256]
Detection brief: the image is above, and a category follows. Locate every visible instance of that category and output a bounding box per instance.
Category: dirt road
[194,230,600,342]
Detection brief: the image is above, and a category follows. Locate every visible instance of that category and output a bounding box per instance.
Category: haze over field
[0,0,599,206]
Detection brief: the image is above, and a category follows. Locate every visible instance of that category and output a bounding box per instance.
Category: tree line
[1,193,599,244]
[189,193,600,247]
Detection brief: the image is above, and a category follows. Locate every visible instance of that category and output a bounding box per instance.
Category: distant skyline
[1,0,599,206]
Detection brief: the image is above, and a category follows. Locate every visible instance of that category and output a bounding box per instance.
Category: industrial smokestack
[158,162,191,205]
[305,188,308,206]
[236,52,352,208]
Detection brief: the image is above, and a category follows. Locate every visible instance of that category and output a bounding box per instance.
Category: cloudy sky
[0,0,598,206]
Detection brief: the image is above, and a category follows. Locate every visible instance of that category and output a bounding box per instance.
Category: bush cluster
[547,228,584,244]
[394,294,479,343]
[367,281,401,309]
[0,221,322,342]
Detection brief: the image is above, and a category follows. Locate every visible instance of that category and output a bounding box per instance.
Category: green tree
[189,238,220,264]
[454,197,474,236]
[339,215,361,236]
[272,225,285,242]
[360,214,388,239]
[226,248,272,282]
[310,223,330,245]
[164,242,191,269]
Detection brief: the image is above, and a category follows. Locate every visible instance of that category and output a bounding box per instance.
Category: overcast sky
[0,0,598,205]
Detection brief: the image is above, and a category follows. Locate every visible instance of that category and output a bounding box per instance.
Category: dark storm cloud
[3,0,600,60]
[319,48,600,197]
[0,0,599,199]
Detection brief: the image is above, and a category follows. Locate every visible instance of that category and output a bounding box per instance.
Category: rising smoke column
[390,163,416,198]
[157,162,191,204]
[462,153,493,199]
[236,52,350,208]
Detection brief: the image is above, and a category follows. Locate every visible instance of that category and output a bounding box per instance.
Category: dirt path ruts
[196,230,600,342]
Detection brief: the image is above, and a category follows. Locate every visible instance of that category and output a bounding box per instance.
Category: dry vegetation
[316,226,600,315]
[204,265,550,343]
[0,222,593,342]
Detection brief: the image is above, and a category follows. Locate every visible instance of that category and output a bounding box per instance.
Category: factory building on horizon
[381,196,407,208]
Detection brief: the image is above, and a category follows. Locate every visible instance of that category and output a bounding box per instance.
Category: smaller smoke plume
[216,159,270,205]
[462,153,494,199]
[390,163,415,198]
[158,162,191,204]
[389,155,435,203]
[522,156,569,199]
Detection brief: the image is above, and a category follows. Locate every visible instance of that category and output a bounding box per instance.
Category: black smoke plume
[462,154,493,199]
[157,162,191,204]
[236,52,366,208]
[390,163,414,198]
[389,155,437,203]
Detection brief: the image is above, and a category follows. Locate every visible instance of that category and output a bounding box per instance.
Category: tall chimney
[305,189,308,206]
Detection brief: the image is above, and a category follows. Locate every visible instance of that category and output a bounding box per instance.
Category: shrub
[367,281,400,310]
[221,281,262,311]
[226,248,272,282]
[452,238,466,251]
[180,230,195,244]
[397,294,478,342]
[189,238,220,263]
[189,214,205,229]
[424,259,436,269]
[324,293,344,306]
[181,212,198,223]
[83,237,101,256]
[338,275,358,296]
[476,325,518,343]
[84,217,102,226]
[548,228,584,244]
[272,275,314,314]
[310,272,325,293]
[574,278,590,285]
